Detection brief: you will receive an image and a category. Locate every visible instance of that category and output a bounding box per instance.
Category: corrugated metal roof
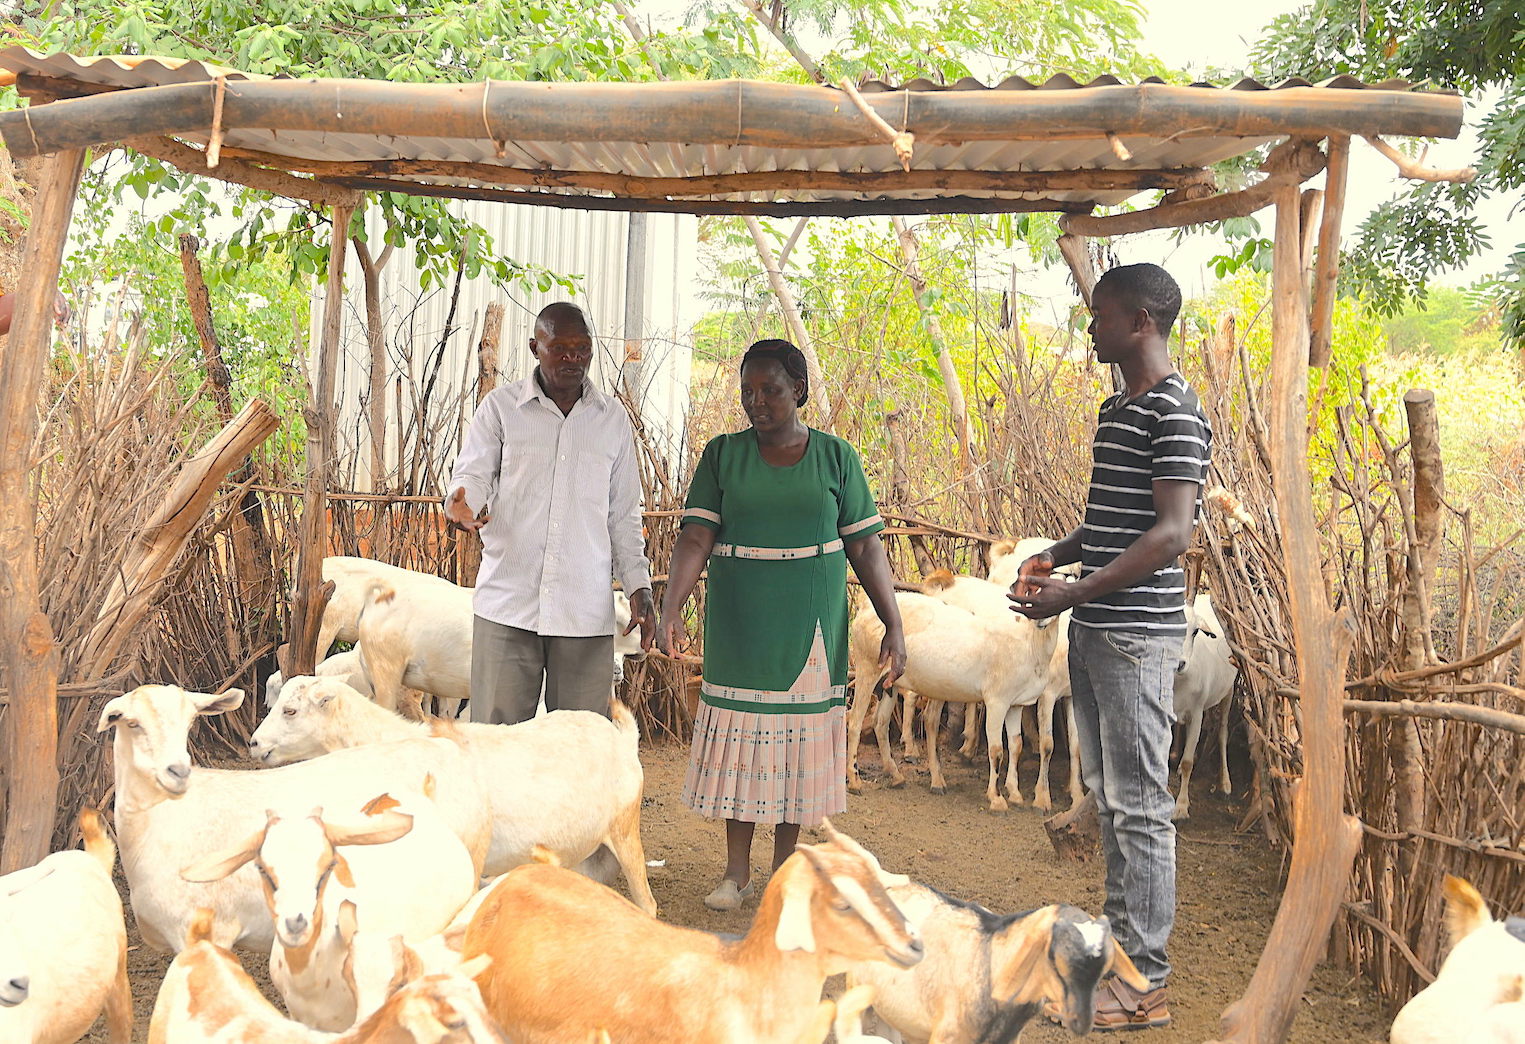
[0,48,1466,216]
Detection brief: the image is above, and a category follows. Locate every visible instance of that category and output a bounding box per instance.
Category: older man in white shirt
[445,301,654,724]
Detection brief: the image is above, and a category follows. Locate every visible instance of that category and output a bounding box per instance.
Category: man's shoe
[1092,978,1171,1032]
[1042,978,1171,1032]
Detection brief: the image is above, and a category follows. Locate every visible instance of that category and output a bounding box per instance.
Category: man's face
[1087,286,1140,366]
[530,319,593,397]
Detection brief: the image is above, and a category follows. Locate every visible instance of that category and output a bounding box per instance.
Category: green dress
[679,428,885,826]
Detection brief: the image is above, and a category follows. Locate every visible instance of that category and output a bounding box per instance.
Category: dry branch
[79,398,280,678]
[1363,135,1477,183]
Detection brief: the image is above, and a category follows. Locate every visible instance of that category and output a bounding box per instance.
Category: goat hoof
[987,799,1010,813]
[929,783,946,795]
[847,779,863,795]
[1172,807,1190,822]
[887,777,907,790]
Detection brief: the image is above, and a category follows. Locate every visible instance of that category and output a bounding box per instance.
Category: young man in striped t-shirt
[1012,263,1210,1032]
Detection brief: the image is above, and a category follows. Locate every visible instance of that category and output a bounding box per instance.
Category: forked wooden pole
[1309,136,1350,367]
[0,149,83,872]
[1213,183,1362,1044]
[287,204,352,678]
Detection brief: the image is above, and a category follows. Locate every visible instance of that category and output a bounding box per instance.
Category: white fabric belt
[712,539,845,561]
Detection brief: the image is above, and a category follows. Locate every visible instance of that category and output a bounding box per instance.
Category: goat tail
[610,699,639,744]
[362,581,397,611]
[78,807,116,875]
[921,568,956,593]
[530,845,563,867]
[186,908,217,947]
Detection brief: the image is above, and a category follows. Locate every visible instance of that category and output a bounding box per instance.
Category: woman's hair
[741,338,810,407]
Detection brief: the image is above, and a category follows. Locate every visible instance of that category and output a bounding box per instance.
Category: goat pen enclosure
[0,50,1503,1042]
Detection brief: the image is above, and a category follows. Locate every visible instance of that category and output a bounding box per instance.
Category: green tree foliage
[1247,0,1525,347]
[4,0,764,292]
[1382,285,1504,357]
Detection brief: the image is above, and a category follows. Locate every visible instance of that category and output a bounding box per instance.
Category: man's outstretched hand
[444,487,487,532]
[624,588,656,652]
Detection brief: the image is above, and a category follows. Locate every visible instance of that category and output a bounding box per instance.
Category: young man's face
[1087,285,1139,366]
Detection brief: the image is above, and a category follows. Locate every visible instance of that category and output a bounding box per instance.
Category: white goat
[265,648,374,708]
[148,909,505,1043]
[920,569,1083,813]
[183,786,476,1031]
[1391,876,1525,1043]
[357,584,643,717]
[317,556,462,663]
[97,684,492,953]
[461,823,922,1044]
[846,879,1148,1042]
[0,809,131,1044]
[249,676,656,912]
[832,985,896,1044]
[1171,592,1238,820]
[849,592,1061,812]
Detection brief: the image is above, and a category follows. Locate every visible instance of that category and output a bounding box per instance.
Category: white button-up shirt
[447,374,651,637]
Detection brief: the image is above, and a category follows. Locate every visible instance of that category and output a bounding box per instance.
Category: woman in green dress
[657,339,906,911]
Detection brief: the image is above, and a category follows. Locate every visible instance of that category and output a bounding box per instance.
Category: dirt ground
[87,738,1391,1043]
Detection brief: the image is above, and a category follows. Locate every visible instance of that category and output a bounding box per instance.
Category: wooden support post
[1213,184,1362,1044]
[288,204,353,678]
[178,233,267,603]
[744,215,831,424]
[350,235,394,495]
[1309,136,1349,367]
[890,215,985,531]
[0,149,83,873]
[1056,232,1097,308]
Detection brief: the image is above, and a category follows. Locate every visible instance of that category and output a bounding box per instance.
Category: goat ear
[180,826,266,883]
[441,925,467,953]
[878,869,910,889]
[773,858,819,954]
[96,695,130,733]
[1444,875,1492,943]
[193,688,245,716]
[336,899,359,944]
[1108,939,1151,992]
[333,852,356,888]
[326,809,414,848]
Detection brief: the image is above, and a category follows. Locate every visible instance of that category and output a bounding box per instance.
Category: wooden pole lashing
[0,148,83,873]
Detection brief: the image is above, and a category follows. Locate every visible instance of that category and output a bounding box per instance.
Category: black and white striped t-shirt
[1072,372,1211,635]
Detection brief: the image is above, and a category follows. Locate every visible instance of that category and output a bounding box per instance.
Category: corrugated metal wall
[321,202,697,490]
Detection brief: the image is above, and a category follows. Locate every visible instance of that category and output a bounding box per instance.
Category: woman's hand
[878,626,907,689]
[656,612,686,657]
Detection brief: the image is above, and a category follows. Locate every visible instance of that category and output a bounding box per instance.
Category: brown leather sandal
[1091,978,1172,1032]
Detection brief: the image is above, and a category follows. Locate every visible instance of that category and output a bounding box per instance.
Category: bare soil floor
[89,739,1389,1043]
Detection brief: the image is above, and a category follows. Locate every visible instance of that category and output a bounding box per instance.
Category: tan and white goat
[148,909,506,1043]
[1391,875,1525,1043]
[249,677,655,910]
[847,879,1147,1043]
[182,786,477,1030]
[850,592,1061,811]
[461,821,923,1043]
[98,683,492,953]
[0,809,131,1044]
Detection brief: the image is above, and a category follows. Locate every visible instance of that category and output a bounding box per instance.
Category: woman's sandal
[703,877,755,911]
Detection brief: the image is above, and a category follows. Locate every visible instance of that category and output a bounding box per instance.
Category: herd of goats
[0,552,1518,1042]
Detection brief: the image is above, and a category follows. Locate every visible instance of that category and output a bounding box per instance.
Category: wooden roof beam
[318,175,1094,216]
[125,136,363,209]
[0,78,1466,159]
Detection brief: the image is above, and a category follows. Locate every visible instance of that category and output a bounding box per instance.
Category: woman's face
[740,358,804,434]
[740,357,803,434]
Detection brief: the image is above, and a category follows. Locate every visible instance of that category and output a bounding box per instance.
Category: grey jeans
[1068,621,1182,988]
[469,616,614,725]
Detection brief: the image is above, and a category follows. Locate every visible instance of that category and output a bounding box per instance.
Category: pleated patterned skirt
[681,626,847,826]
